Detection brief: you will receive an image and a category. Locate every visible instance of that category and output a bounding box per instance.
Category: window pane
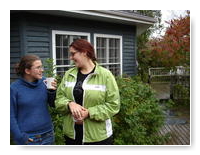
[63,36,69,47]
[95,36,121,76]
[54,33,88,74]
[96,37,107,63]
[56,66,72,76]
[56,47,62,60]
[63,47,69,60]
[56,35,62,46]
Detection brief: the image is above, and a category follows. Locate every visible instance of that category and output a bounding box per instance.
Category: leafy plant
[48,107,65,144]
[172,84,190,106]
[44,58,65,145]
[113,76,167,145]
[43,58,57,77]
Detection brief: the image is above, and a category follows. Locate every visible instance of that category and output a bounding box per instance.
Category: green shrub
[48,107,65,145]
[113,76,166,145]
[172,84,190,107]
[44,58,65,144]
[43,58,56,78]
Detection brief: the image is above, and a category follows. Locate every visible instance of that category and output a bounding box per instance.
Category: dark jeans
[26,130,55,145]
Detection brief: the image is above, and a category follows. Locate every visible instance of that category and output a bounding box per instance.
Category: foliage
[137,11,190,82]
[172,84,190,106]
[164,99,175,109]
[43,58,62,84]
[43,58,57,77]
[136,10,163,50]
[135,10,163,82]
[113,76,167,145]
[44,58,65,144]
[49,107,65,144]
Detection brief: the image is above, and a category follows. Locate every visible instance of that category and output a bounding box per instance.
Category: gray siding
[26,26,50,57]
[10,18,21,83]
[10,12,138,82]
[123,34,137,75]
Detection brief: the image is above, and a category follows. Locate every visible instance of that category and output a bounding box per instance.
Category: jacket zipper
[69,73,77,140]
[81,72,96,144]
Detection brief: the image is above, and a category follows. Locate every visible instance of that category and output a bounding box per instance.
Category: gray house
[10,10,156,82]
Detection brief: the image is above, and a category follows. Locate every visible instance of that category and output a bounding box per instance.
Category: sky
[161,10,187,22]
[152,10,188,38]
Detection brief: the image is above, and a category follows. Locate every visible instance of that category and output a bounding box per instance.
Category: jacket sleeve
[88,72,120,121]
[10,87,29,145]
[55,75,72,114]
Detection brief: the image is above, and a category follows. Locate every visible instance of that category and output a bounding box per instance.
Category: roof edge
[62,10,156,25]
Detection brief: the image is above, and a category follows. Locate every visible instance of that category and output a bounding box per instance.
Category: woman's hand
[68,101,86,119]
[51,79,57,90]
[75,108,89,121]
[79,109,89,120]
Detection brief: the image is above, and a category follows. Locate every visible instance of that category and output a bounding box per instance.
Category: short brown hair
[69,39,97,61]
[15,54,41,77]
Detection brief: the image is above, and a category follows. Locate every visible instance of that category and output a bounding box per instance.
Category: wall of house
[10,14,22,82]
[10,12,137,82]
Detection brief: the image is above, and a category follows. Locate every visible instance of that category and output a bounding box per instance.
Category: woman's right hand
[68,101,86,119]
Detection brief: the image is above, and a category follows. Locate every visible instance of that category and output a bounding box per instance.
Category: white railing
[149,66,189,83]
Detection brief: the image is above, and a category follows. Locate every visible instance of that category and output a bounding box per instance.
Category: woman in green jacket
[55,39,120,145]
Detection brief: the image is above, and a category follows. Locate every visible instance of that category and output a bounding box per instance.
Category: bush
[48,107,65,144]
[171,84,190,107]
[113,76,166,145]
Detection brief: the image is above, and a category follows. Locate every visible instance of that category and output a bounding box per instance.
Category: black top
[72,66,95,144]
[73,67,95,106]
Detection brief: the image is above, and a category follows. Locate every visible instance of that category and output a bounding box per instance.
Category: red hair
[69,39,96,61]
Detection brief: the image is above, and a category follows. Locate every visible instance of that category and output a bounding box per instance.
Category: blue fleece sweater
[10,77,55,145]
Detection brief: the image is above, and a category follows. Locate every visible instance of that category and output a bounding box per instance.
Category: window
[94,34,122,76]
[52,31,90,76]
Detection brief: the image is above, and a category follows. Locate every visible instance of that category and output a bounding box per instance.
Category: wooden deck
[159,124,190,145]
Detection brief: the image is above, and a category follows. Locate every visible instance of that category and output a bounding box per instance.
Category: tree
[162,11,190,67]
[135,10,163,82]
[137,11,190,82]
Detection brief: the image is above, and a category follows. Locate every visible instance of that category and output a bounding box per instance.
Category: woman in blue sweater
[10,54,57,145]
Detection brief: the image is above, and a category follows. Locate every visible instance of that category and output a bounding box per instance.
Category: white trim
[105,119,113,137]
[65,81,76,88]
[83,84,106,92]
[52,30,90,74]
[94,33,123,75]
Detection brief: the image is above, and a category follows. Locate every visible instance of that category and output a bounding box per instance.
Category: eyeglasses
[70,52,78,57]
[32,66,44,70]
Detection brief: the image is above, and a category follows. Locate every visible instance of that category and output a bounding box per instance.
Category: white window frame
[94,33,122,75]
[52,30,90,74]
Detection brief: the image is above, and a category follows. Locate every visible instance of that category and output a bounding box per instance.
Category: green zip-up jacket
[55,63,120,143]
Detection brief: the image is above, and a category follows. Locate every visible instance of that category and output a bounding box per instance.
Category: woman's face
[25,60,44,80]
[69,47,86,68]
